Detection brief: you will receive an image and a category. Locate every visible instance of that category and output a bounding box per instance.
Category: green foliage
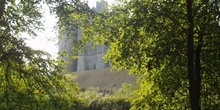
[0,0,81,109]
[77,83,136,110]
[47,0,220,109]
[88,99,130,110]
[0,41,80,110]
[55,0,220,109]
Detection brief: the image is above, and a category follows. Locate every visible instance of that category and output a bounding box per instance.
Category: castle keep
[58,1,110,72]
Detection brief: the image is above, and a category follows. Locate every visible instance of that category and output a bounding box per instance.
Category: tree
[0,0,80,109]
[57,0,220,109]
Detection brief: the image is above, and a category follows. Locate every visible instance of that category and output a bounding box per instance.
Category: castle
[58,1,110,72]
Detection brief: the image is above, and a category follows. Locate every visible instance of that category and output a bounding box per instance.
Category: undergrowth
[73,83,137,110]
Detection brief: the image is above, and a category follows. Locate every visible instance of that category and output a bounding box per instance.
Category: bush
[89,99,131,110]
[76,83,137,110]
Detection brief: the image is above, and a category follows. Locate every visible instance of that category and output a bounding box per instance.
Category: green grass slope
[73,67,137,90]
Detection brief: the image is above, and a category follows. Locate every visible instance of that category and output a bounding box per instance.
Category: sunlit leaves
[51,0,220,109]
[0,0,81,109]
[73,0,220,109]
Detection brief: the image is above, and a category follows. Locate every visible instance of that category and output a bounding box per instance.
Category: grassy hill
[73,67,137,90]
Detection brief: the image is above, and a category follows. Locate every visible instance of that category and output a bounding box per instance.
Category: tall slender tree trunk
[0,0,6,19]
[186,0,201,109]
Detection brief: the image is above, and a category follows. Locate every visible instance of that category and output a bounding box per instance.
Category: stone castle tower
[58,1,110,72]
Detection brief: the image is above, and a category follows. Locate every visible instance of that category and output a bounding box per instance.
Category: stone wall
[58,1,109,72]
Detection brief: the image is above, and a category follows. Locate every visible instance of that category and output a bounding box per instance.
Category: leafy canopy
[57,0,220,109]
[0,0,80,109]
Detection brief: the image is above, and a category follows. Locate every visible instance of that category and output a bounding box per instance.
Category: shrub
[76,83,137,110]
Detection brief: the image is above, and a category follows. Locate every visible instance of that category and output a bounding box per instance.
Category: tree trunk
[186,0,201,110]
[0,0,6,19]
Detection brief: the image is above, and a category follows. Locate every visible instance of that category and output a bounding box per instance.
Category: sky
[25,0,115,58]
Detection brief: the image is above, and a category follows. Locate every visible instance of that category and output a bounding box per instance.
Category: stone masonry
[58,1,110,72]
